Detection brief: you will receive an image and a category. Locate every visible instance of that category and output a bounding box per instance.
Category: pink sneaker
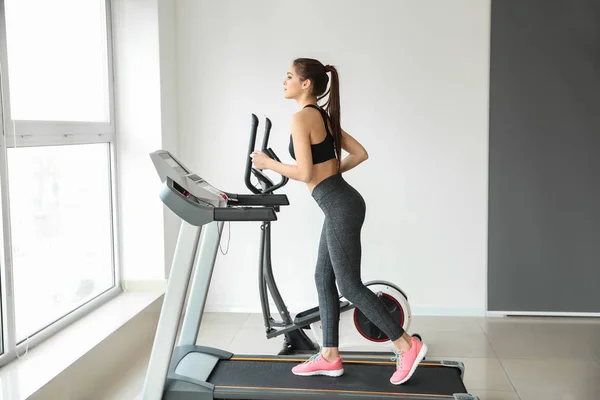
[291,352,344,377]
[390,336,428,385]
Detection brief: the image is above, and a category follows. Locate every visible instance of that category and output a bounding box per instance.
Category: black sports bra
[289,104,336,164]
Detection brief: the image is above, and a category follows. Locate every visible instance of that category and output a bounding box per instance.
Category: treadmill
[141,149,479,400]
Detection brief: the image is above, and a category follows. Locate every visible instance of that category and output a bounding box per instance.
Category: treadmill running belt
[207,358,467,397]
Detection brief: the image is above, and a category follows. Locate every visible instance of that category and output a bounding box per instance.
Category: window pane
[8,144,114,342]
[4,0,110,122]
[0,267,3,354]
[1,185,5,354]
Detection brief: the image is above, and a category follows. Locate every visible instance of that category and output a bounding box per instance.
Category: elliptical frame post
[258,221,274,332]
[262,220,294,326]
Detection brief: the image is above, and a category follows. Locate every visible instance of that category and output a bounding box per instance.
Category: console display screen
[164,157,189,175]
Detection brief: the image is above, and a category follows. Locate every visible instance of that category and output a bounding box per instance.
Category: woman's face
[283,65,306,99]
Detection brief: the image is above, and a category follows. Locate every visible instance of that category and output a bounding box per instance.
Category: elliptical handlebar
[245,114,289,195]
[244,114,261,194]
[261,117,272,151]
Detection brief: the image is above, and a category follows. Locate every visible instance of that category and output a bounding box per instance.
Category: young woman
[250,58,427,385]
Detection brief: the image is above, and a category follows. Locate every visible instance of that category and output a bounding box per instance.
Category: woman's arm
[339,128,368,173]
[264,158,310,182]
[253,112,314,182]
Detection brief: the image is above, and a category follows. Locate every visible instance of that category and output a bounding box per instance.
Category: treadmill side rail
[441,360,466,379]
[165,346,233,400]
[214,387,477,400]
[454,395,480,400]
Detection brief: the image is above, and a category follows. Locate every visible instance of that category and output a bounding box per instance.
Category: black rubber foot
[279,330,318,355]
[278,342,295,356]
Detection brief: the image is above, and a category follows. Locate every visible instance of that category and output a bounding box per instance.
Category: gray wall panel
[488,0,600,313]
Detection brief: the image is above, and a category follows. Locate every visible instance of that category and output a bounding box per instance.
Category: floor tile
[195,322,241,349]
[486,327,597,360]
[501,358,600,400]
[468,390,520,400]
[420,330,497,359]
[240,311,289,329]
[227,326,288,355]
[517,387,597,400]
[410,316,485,334]
[201,311,250,327]
[447,357,514,392]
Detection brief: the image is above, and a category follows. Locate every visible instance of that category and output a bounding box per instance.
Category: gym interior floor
[104,313,600,400]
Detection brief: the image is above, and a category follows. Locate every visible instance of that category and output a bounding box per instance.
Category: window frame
[0,0,121,367]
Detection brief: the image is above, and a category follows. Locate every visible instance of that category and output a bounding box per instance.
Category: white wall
[173,0,491,316]
[112,0,178,283]
[156,0,181,275]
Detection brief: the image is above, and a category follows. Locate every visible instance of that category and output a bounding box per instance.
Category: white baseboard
[410,307,486,317]
[487,310,600,318]
[204,304,486,317]
[204,304,600,319]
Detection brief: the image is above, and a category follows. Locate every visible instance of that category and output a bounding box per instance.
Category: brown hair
[293,58,342,171]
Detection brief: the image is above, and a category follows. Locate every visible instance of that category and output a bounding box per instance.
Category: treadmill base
[163,346,479,400]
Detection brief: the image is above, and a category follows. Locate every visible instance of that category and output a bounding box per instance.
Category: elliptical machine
[245,114,421,356]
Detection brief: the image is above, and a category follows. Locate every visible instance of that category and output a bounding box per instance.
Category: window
[8,144,115,342]
[4,0,110,122]
[0,267,3,354]
[0,0,118,366]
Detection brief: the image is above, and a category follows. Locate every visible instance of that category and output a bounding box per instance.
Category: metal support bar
[141,221,202,400]
[178,221,224,346]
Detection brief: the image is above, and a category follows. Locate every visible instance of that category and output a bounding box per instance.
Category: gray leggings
[311,173,405,348]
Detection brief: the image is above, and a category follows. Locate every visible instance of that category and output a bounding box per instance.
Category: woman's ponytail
[323,65,342,172]
[293,59,343,171]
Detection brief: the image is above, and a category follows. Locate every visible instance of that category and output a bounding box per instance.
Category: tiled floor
[113,313,600,400]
